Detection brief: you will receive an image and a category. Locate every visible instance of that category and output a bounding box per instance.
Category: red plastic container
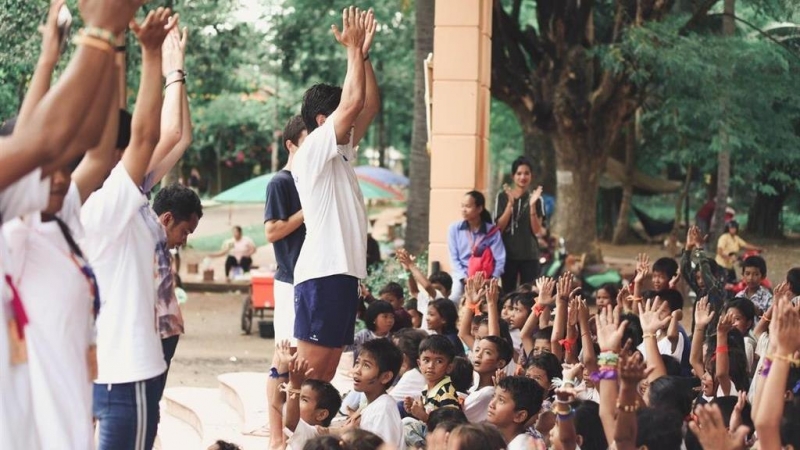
[251,273,275,309]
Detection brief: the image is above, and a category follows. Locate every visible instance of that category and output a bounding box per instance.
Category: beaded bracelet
[598,352,619,367]
[768,353,800,367]
[642,333,656,340]
[616,400,640,413]
[78,27,117,48]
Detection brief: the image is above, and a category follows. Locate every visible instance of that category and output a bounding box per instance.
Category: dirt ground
[168,240,799,389]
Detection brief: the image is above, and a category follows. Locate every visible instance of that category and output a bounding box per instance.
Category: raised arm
[637,298,669,382]
[123,9,176,187]
[397,249,436,299]
[715,311,733,396]
[614,353,649,450]
[551,273,573,361]
[631,253,650,311]
[486,279,501,337]
[146,25,190,186]
[458,276,481,350]
[596,305,627,444]
[690,297,713,379]
[330,7,367,145]
[350,9,379,147]
[0,0,143,189]
[522,277,554,356]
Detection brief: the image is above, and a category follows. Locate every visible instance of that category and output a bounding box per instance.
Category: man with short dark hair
[292,7,380,382]
[263,114,307,449]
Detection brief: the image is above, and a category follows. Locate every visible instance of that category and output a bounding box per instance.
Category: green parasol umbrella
[212,172,405,204]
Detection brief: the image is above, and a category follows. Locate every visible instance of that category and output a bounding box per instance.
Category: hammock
[632,205,674,238]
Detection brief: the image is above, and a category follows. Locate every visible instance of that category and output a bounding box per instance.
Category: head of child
[703,333,750,394]
[726,298,755,335]
[429,271,454,298]
[207,441,241,450]
[487,376,544,434]
[393,328,428,377]
[532,327,553,356]
[550,401,607,450]
[297,379,342,427]
[636,407,685,450]
[655,289,684,325]
[450,356,475,393]
[473,336,513,376]
[509,292,535,330]
[742,255,767,291]
[352,338,403,401]
[364,300,395,337]
[418,334,457,386]
[525,352,561,392]
[501,294,515,323]
[378,282,404,310]
[652,258,678,291]
[426,408,469,448]
[595,283,619,308]
[787,267,800,297]
[404,298,422,328]
[340,429,385,450]
[427,298,459,335]
[446,423,506,450]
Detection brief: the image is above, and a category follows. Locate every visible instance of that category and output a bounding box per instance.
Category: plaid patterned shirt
[736,285,773,314]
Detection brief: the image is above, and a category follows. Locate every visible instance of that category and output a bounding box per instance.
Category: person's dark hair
[429,298,459,335]
[418,334,457,362]
[480,336,513,368]
[364,300,395,332]
[635,407,684,450]
[465,190,492,224]
[525,352,561,387]
[649,376,695,418]
[497,376,545,420]
[660,354,682,377]
[152,184,204,222]
[513,292,535,312]
[787,267,800,296]
[653,257,679,280]
[303,436,349,450]
[450,356,474,392]
[781,399,800,448]
[359,338,404,387]
[725,220,740,232]
[283,114,306,152]
[209,440,242,450]
[428,408,468,433]
[621,313,644,349]
[477,316,514,349]
[429,271,453,293]
[533,326,553,343]
[117,109,132,150]
[742,255,767,277]
[711,396,753,433]
[596,283,619,307]
[233,225,242,233]
[300,83,342,133]
[450,423,506,450]
[302,379,342,427]
[340,429,384,450]
[393,328,428,370]
[656,289,684,312]
[511,156,534,175]
[379,282,404,301]
[573,401,607,450]
[726,297,756,326]
[704,334,750,393]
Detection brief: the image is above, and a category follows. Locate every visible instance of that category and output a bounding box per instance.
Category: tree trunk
[520,122,556,195]
[712,0,736,240]
[746,191,785,238]
[612,123,635,244]
[161,163,181,187]
[404,0,434,255]
[552,132,603,264]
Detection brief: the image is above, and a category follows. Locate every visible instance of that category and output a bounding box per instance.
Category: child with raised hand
[463,335,513,423]
[725,297,757,371]
[651,257,680,292]
[736,255,772,317]
[486,375,547,450]
[275,343,342,450]
[521,277,556,360]
[397,248,451,331]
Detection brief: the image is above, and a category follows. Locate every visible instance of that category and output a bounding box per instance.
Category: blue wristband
[269,367,289,379]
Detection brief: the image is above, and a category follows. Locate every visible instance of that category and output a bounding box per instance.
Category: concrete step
[155,401,203,450]
[217,372,269,436]
[162,386,268,450]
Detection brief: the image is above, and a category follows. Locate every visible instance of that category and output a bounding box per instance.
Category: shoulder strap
[53,217,85,259]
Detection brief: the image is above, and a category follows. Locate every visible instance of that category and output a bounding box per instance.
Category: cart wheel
[241,296,254,334]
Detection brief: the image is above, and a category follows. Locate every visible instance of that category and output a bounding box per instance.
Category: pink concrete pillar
[428,0,492,273]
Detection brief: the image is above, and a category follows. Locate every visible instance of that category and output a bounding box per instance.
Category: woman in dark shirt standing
[494,156,545,292]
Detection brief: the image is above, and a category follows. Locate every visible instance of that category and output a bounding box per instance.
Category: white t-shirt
[0,168,50,450]
[81,163,166,383]
[389,368,426,402]
[418,289,445,332]
[463,385,494,423]
[292,113,367,284]
[508,433,539,450]
[285,418,318,450]
[3,182,93,449]
[637,331,684,364]
[360,393,405,450]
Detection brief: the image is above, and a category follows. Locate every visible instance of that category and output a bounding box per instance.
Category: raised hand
[464,275,484,307]
[396,248,413,270]
[536,277,556,306]
[634,253,650,284]
[688,404,749,450]
[130,8,177,52]
[332,6,366,50]
[275,339,295,369]
[561,363,584,382]
[162,21,187,76]
[638,297,671,335]
[717,309,733,335]
[729,392,747,432]
[556,272,574,301]
[567,297,580,328]
[362,8,377,55]
[669,271,681,289]
[617,284,631,309]
[577,297,590,324]
[79,0,146,34]
[40,0,66,65]
[486,278,499,307]
[288,357,314,389]
[773,294,800,354]
[694,296,715,330]
[596,305,628,353]
[529,185,544,208]
[619,351,651,387]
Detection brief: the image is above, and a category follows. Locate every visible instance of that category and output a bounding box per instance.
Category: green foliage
[365,251,427,294]
[0,0,49,120]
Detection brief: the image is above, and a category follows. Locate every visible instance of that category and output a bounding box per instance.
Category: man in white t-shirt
[292,7,380,382]
[81,11,177,450]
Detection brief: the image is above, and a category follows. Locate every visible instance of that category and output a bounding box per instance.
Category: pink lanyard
[5,274,28,338]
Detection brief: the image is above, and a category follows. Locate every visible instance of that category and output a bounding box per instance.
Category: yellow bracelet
[768,353,800,366]
[72,35,114,55]
[642,333,656,339]
[79,27,117,48]
[616,400,640,413]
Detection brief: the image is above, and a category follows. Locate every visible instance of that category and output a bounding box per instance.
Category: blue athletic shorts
[294,275,360,347]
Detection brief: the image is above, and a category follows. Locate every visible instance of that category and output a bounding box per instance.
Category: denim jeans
[93,374,163,450]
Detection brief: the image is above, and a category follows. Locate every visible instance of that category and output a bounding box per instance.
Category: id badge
[7,319,27,365]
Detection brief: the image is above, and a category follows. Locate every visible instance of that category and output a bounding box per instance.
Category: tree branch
[680,0,721,34]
